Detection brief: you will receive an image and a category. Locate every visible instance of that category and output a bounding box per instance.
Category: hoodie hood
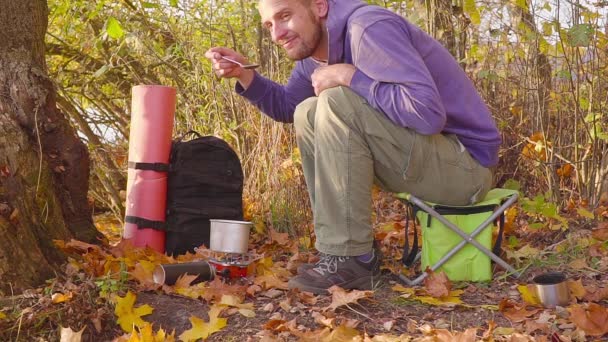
[325,0,367,64]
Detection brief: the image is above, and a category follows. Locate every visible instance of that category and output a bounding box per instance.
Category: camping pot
[532,272,570,308]
[209,219,252,254]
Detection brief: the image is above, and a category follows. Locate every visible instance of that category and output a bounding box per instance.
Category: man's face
[259,0,324,60]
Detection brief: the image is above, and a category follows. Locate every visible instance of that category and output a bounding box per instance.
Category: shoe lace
[312,254,348,275]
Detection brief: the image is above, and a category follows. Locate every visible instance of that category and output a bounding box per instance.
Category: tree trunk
[0,0,100,294]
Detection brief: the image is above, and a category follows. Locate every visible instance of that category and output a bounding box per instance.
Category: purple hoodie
[236,0,501,167]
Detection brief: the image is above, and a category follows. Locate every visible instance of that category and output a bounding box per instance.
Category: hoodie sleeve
[235,63,315,123]
[348,19,446,135]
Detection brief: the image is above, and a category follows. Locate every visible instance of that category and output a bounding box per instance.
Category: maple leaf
[583,285,608,302]
[312,311,335,329]
[498,299,540,323]
[324,285,373,312]
[505,244,540,262]
[219,294,255,317]
[415,290,464,306]
[200,277,248,302]
[114,291,154,332]
[130,260,157,287]
[420,324,477,342]
[568,303,608,336]
[179,305,227,341]
[115,322,176,342]
[321,324,361,341]
[254,273,289,290]
[423,269,451,298]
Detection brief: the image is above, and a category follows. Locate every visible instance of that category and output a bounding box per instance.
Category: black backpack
[164,132,244,256]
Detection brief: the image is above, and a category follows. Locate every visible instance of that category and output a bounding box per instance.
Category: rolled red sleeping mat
[123,85,176,253]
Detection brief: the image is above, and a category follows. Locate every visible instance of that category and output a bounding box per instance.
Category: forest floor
[1,191,607,341]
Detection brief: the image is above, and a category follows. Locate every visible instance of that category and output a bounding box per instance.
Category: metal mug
[209,219,252,254]
[533,272,570,308]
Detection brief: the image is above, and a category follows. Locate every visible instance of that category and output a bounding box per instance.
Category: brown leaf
[482,320,496,340]
[583,285,608,302]
[324,286,373,312]
[312,311,335,329]
[568,258,588,270]
[568,303,608,336]
[200,277,248,302]
[254,274,289,290]
[9,208,19,222]
[592,223,608,241]
[269,228,290,246]
[524,319,549,334]
[499,299,540,323]
[296,291,318,305]
[589,243,607,257]
[438,328,477,342]
[173,273,199,288]
[263,319,289,333]
[423,269,451,298]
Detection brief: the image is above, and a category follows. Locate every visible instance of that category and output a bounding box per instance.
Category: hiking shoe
[297,242,383,275]
[288,250,381,294]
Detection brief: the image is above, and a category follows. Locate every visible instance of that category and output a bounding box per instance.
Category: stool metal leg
[399,194,521,285]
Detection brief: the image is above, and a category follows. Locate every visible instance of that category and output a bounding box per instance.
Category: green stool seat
[395,188,521,285]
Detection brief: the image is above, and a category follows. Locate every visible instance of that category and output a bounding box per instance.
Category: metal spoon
[221,56,260,70]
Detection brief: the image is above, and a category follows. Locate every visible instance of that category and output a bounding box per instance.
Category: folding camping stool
[395,188,522,285]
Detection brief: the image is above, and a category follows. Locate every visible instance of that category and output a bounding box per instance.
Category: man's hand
[311,64,356,96]
[204,47,255,89]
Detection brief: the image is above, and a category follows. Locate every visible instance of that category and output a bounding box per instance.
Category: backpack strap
[125,215,167,231]
[402,203,419,267]
[128,161,170,172]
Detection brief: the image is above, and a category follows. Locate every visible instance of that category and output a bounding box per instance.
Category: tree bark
[0,0,100,294]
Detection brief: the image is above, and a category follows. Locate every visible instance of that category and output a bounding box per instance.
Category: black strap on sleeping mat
[125,215,167,231]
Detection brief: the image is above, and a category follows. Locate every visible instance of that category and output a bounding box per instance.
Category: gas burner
[194,248,261,279]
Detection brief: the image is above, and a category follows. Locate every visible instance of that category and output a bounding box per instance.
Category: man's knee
[294,96,318,132]
[316,86,362,126]
[317,86,355,106]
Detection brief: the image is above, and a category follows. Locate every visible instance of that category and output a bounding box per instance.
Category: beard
[284,12,323,60]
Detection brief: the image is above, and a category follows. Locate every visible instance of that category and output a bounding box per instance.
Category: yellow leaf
[0,312,6,319]
[128,322,175,342]
[219,295,256,317]
[517,285,541,305]
[179,305,227,341]
[131,260,157,285]
[52,292,73,304]
[321,324,361,341]
[463,0,480,25]
[505,244,540,262]
[114,291,154,332]
[577,207,595,219]
[415,290,464,306]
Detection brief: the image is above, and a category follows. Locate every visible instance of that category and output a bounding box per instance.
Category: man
[205,0,500,294]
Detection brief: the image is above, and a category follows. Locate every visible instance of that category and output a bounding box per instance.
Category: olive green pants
[293,86,493,256]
